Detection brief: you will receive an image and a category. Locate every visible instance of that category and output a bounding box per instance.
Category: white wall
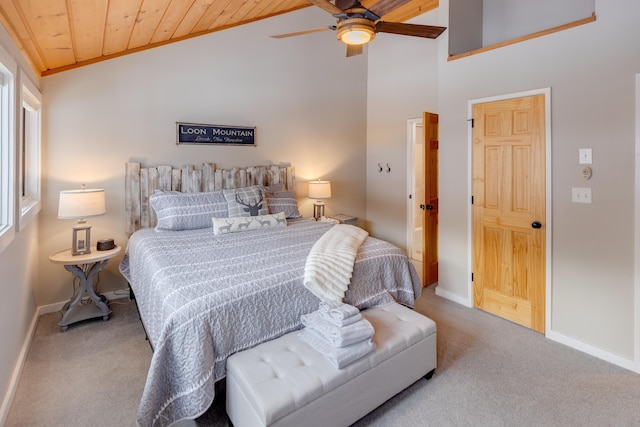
[483,0,595,46]
[449,0,483,55]
[0,24,40,425]
[39,7,369,306]
[438,0,638,365]
[366,11,440,249]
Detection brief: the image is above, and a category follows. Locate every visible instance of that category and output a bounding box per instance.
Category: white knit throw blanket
[303,224,369,303]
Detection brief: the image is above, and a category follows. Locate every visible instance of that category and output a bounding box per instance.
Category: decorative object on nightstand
[308,179,331,220]
[58,185,106,255]
[49,245,121,332]
[97,238,115,251]
[330,214,358,227]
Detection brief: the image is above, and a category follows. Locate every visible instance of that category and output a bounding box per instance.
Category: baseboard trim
[435,286,472,307]
[0,288,131,424]
[0,304,39,426]
[435,288,640,374]
[546,330,640,374]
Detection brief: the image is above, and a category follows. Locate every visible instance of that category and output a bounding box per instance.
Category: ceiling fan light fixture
[337,18,376,46]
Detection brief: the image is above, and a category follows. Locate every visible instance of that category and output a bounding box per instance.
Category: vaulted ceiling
[0,0,437,77]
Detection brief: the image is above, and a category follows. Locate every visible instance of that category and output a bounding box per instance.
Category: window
[0,46,15,253]
[18,71,42,230]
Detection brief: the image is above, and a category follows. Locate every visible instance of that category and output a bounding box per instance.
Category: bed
[119,162,422,427]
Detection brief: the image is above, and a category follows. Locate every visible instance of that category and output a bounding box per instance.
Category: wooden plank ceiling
[0,0,437,77]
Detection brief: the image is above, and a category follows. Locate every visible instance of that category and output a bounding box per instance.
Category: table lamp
[58,186,106,255]
[308,179,331,220]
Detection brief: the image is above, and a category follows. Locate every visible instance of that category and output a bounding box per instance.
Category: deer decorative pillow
[223,185,269,217]
[212,212,287,235]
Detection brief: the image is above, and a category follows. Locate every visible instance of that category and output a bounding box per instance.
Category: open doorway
[407,118,424,267]
[407,113,438,286]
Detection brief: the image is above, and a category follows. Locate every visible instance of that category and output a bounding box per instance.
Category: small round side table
[49,245,121,332]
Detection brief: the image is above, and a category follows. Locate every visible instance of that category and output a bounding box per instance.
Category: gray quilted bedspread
[120,219,421,426]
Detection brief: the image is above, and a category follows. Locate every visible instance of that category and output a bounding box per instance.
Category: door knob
[531,221,542,229]
[426,204,434,210]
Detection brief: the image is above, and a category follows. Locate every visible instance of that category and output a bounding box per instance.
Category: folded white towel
[298,329,376,369]
[321,311,362,327]
[301,311,374,347]
[318,301,361,327]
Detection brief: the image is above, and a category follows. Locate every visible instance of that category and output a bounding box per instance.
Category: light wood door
[422,112,438,285]
[472,95,545,333]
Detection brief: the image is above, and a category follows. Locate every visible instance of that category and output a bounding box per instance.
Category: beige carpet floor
[6,285,640,426]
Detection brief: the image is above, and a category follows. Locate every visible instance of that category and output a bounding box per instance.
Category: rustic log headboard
[124,162,295,237]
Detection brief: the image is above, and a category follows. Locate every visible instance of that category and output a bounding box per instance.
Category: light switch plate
[579,148,592,165]
[572,187,592,204]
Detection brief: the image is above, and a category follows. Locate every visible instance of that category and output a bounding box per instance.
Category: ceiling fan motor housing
[336,18,376,45]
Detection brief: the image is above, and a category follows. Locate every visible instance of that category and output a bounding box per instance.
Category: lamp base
[72,224,92,256]
[313,203,325,220]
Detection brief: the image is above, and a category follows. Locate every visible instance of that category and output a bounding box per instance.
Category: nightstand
[49,245,121,332]
[330,214,358,227]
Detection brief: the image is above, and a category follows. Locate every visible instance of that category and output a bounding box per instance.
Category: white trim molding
[634,73,640,372]
[0,305,38,426]
[435,286,473,307]
[0,44,15,254]
[17,70,42,232]
[406,117,422,261]
[547,330,640,374]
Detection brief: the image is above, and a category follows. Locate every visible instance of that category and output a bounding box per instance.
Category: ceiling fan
[271,0,447,57]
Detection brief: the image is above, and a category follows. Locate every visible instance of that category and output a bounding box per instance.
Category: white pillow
[212,212,287,235]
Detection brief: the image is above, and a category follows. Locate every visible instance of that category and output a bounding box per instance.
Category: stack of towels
[298,301,376,369]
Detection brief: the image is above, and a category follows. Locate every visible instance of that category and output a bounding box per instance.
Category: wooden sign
[176,122,256,146]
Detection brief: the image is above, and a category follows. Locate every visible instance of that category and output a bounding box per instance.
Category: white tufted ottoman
[226,302,437,427]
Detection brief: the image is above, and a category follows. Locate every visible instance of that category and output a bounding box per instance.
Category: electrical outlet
[579,148,592,165]
[571,187,592,204]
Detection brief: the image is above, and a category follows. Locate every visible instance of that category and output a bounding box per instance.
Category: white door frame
[406,117,422,259]
[634,73,640,370]
[467,87,553,332]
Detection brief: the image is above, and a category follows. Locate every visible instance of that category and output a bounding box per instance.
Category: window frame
[0,44,15,254]
[18,71,42,231]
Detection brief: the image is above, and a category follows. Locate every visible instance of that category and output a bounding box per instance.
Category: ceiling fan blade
[375,21,446,39]
[307,0,345,15]
[367,0,412,18]
[346,44,363,57]
[335,0,360,9]
[270,27,333,39]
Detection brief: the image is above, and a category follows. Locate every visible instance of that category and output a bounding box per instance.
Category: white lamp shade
[308,180,332,199]
[58,189,106,219]
[340,29,373,45]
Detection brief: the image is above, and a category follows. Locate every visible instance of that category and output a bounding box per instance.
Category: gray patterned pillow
[150,190,228,231]
[266,197,301,219]
[263,188,300,219]
[263,184,284,194]
[223,185,268,217]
